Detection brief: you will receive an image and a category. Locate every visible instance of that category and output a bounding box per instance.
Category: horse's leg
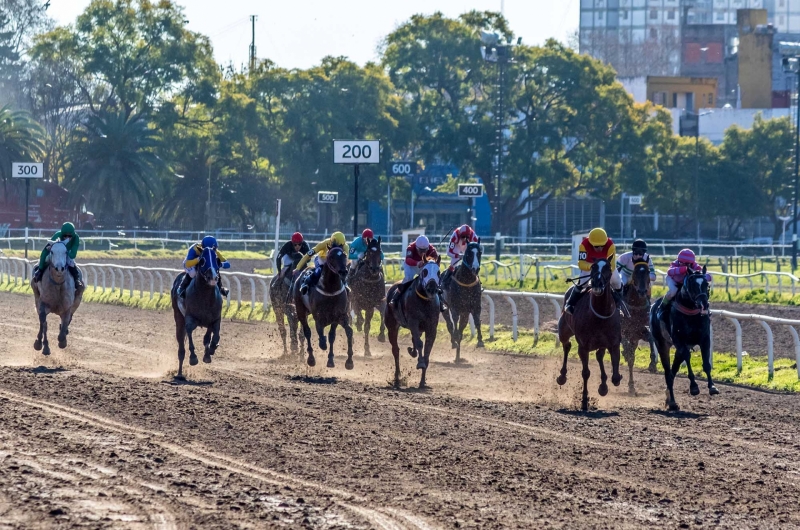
[442,305,457,349]
[622,339,636,394]
[455,311,470,364]
[474,305,484,349]
[297,307,314,365]
[701,335,719,395]
[326,322,337,369]
[408,320,424,366]
[556,316,572,386]
[363,306,373,357]
[205,320,221,363]
[377,300,386,343]
[683,346,700,396]
[276,307,288,356]
[57,312,69,349]
[174,310,187,380]
[387,318,401,388]
[355,308,364,332]
[596,348,609,397]
[658,338,679,411]
[316,319,328,353]
[579,346,590,412]
[36,303,50,356]
[288,309,300,355]
[419,323,438,389]
[343,317,355,371]
[610,340,623,388]
[647,328,658,373]
[185,316,200,366]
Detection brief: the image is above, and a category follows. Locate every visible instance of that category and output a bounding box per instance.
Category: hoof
[202,353,212,364]
[326,357,335,368]
[667,401,680,411]
[454,357,468,364]
[407,347,418,358]
[345,358,354,370]
[419,382,428,390]
[364,349,372,358]
[356,323,363,332]
[189,354,198,366]
[690,383,700,396]
[319,338,327,351]
[598,383,609,397]
[628,384,636,395]
[307,354,316,367]
[174,374,186,382]
[556,374,567,386]
[416,359,426,370]
[377,334,386,343]
[58,338,67,349]
[709,385,720,395]
[611,374,622,387]
[33,340,42,351]
[476,341,485,349]
[648,361,658,374]
[581,401,589,412]
[451,341,457,349]
[42,344,51,356]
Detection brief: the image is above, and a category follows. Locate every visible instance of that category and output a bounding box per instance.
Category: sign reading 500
[333,140,380,164]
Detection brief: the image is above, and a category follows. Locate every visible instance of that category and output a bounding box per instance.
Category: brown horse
[557,260,623,411]
[385,259,442,389]
[291,247,354,369]
[441,240,484,363]
[348,236,386,356]
[270,251,303,356]
[621,261,657,394]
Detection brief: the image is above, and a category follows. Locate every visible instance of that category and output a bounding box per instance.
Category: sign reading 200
[333,140,380,164]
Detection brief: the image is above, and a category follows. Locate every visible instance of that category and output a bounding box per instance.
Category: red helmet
[291,232,304,244]
[362,228,374,240]
[457,225,473,239]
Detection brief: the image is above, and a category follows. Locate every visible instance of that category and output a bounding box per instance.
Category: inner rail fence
[1,256,798,381]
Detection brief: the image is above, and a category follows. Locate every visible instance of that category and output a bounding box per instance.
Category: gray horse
[270,251,303,355]
[31,241,84,355]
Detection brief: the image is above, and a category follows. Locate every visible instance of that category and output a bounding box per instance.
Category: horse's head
[365,236,382,273]
[590,259,612,295]
[631,261,651,298]
[326,246,348,280]
[197,247,219,288]
[462,240,482,273]
[48,241,68,278]
[681,266,710,312]
[419,258,441,297]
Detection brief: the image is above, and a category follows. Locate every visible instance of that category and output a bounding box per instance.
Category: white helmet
[415,235,430,249]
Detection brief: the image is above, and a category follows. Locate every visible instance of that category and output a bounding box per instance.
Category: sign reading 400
[458,183,484,198]
[333,140,380,164]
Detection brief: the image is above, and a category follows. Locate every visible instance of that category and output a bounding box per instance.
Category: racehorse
[557,260,623,411]
[442,240,484,362]
[31,241,84,355]
[270,251,303,356]
[347,236,386,356]
[292,246,354,369]
[650,267,718,411]
[170,246,223,380]
[621,261,658,394]
[385,258,442,389]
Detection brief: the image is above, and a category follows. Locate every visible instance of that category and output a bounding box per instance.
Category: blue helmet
[201,235,218,249]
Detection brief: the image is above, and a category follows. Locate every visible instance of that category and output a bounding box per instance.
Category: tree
[64,110,164,225]
[0,104,45,199]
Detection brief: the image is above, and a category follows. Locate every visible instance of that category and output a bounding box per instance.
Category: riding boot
[659,298,672,328]
[300,267,321,295]
[33,265,44,283]
[564,287,583,315]
[177,273,192,298]
[612,288,623,310]
[68,265,84,290]
[389,281,410,309]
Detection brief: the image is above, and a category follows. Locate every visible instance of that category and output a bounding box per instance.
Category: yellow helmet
[588,228,608,247]
[331,231,346,246]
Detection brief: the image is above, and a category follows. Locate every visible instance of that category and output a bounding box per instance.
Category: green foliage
[0,104,45,188]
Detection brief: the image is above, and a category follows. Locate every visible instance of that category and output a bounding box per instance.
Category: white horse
[31,241,84,355]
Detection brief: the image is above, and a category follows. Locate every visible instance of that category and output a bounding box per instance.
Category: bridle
[588,262,615,319]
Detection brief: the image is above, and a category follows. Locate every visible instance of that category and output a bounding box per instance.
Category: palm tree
[0,105,47,200]
[65,110,165,226]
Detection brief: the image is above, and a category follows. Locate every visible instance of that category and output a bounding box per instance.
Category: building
[647,75,718,111]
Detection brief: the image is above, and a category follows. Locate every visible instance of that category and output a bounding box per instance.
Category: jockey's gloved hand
[221,262,231,269]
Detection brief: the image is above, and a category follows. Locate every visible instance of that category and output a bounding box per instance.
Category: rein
[315,284,347,297]
[414,280,435,301]
[674,300,702,316]
[589,291,616,319]
[454,276,479,288]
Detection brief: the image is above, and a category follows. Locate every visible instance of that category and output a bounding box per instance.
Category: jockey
[616,239,656,295]
[446,224,479,270]
[276,232,310,278]
[564,227,623,315]
[298,231,349,295]
[389,235,440,309]
[348,228,383,273]
[177,235,231,298]
[33,222,83,290]
[659,248,712,324]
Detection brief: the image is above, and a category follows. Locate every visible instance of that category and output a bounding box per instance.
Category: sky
[47,0,579,70]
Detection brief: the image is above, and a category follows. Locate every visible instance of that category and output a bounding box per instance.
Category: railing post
[482,294,495,341]
[527,297,540,346]
[503,295,518,342]
[758,320,774,379]
[725,317,743,373]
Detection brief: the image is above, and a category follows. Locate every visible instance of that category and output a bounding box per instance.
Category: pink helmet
[678,248,696,265]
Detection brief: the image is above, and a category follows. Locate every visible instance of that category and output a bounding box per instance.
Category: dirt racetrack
[2,291,800,528]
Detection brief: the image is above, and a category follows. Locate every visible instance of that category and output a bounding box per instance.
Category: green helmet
[60,222,76,236]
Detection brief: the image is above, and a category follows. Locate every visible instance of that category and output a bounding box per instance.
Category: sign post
[458,183,484,229]
[333,140,380,237]
[12,162,43,270]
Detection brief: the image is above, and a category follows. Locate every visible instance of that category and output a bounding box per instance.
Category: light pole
[679,109,713,241]
[206,155,217,233]
[410,186,432,229]
[783,53,800,270]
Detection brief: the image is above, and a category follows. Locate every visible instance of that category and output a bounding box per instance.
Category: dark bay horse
[31,241,84,355]
[270,251,303,355]
[292,247,354,369]
[385,259,442,389]
[621,261,657,394]
[171,246,223,380]
[348,236,386,356]
[557,260,623,411]
[651,267,718,411]
[442,240,484,363]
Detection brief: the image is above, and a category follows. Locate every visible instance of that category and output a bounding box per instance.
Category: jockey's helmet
[632,239,647,253]
[677,248,696,265]
[331,232,346,247]
[457,224,472,239]
[291,232,304,244]
[362,228,374,240]
[588,227,608,247]
[201,235,218,249]
[60,222,75,236]
[415,235,430,249]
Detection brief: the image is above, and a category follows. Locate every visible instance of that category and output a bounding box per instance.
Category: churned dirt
[2,291,800,528]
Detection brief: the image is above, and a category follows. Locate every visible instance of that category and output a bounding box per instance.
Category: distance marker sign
[333,140,380,164]
[457,183,484,198]
[12,162,43,179]
[317,191,339,204]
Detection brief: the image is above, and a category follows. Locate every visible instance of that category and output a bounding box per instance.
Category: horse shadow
[556,408,619,419]
[648,409,707,420]
[386,385,433,394]
[162,378,214,387]
[28,366,68,375]
[429,360,474,369]
[288,375,339,385]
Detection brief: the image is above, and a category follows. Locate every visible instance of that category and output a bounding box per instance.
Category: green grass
[1,248,270,261]
[3,277,798,393]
